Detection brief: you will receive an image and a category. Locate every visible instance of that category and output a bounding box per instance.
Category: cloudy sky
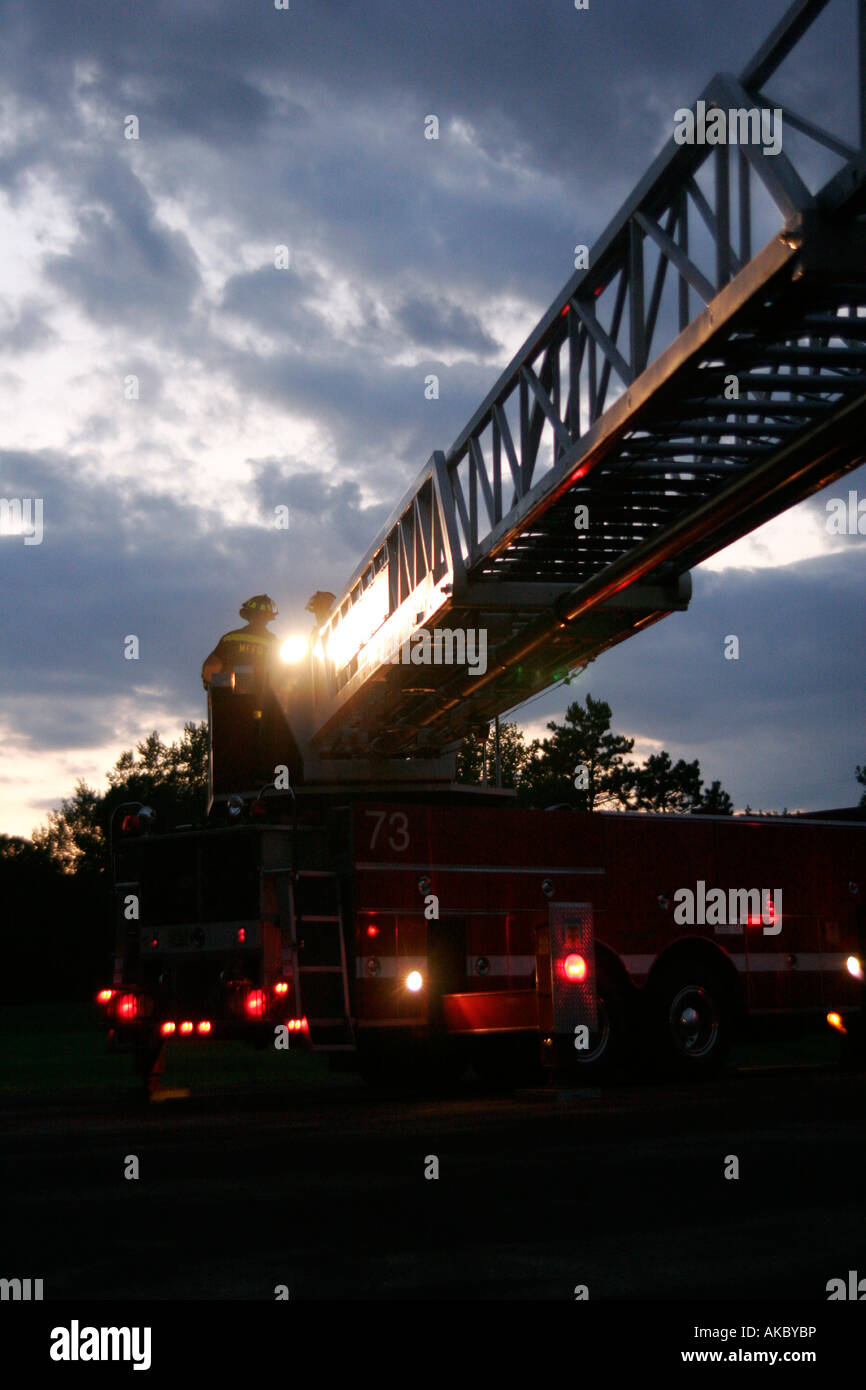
[0,0,863,836]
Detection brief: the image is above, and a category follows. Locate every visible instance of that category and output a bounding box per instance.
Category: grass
[0,1003,843,1101]
[0,1003,348,1100]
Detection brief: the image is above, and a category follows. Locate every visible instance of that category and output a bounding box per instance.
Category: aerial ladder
[203,0,866,803]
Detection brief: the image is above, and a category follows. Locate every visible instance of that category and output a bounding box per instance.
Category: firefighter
[305,590,335,628]
[201,595,279,691]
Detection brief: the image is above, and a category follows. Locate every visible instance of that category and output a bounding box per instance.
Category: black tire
[650,961,734,1078]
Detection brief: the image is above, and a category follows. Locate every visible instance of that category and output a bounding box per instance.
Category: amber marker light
[827,1012,847,1035]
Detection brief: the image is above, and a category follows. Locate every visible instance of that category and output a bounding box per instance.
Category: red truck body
[101,796,865,1083]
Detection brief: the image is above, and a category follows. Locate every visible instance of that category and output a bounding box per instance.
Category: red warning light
[197,1020,212,1034]
[180,1020,194,1034]
[117,993,138,1019]
[746,900,780,928]
[96,989,115,1004]
[245,989,266,1018]
[563,953,587,982]
[161,1021,176,1036]
[274,982,289,996]
[366,924,380,939]
[237,927,246,944]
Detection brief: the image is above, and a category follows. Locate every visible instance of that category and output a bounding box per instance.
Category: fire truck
[99,762,865,1089]
[97,0,866,1091]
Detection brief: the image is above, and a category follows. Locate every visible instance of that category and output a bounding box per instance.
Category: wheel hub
[669,985,719,1058]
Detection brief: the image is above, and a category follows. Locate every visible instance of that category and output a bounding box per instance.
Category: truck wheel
[651,962,733,1078]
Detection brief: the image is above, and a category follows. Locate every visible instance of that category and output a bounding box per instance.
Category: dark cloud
[393,293,499,356]
[44,157,201,329]
[0,300,55,354]
[251,459,391,558]
[219,338,493,482]
[219,263,328,341]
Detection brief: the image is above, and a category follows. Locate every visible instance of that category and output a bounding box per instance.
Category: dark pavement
[3,1065,866,1302]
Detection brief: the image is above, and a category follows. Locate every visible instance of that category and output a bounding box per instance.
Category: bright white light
[279,635,308,664]
[405,971,423,993]
[325,571,389,670]
[846,955,863,980]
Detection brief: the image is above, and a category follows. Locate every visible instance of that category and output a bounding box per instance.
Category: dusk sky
[0,0,863,836]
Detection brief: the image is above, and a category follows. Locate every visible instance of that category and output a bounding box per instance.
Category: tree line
[457,695,734,813]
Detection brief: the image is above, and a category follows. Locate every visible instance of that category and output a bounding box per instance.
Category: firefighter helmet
[239,594,278,621]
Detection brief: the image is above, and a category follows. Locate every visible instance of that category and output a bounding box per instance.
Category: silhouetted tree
[456,722,529,789]
[520,695,636,810]
[32,723,209,876]
[694,779,734,815]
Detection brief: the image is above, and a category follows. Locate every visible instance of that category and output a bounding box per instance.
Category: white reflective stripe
[356,862,604,876]
[621,952,851,976]
[747,952,850,972]
[466,955,535,975]
[621,955,656,975]
[359,951,852,981]
[356,956,426,979]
